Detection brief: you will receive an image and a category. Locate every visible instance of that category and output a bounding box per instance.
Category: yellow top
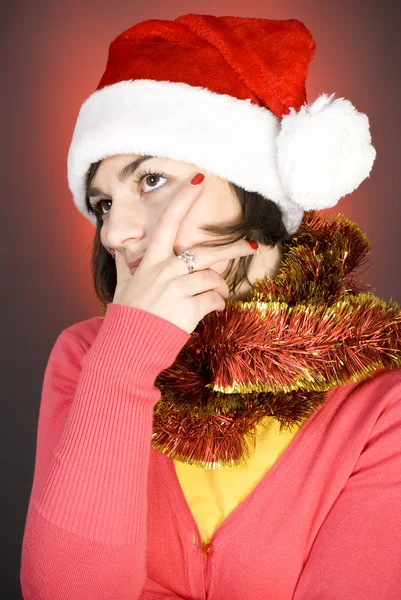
[173,416,307,546]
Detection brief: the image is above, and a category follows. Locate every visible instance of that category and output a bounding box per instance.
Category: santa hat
[67,14,376,235]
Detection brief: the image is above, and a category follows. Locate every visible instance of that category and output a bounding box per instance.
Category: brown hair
[84,159,290,306]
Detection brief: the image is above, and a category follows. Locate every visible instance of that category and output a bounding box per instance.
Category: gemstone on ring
[177,249,198,273]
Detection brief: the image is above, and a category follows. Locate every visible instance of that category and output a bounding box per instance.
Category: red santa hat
[67,13,376,235]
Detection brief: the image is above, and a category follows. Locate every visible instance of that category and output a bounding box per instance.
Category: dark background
[3,1,400,597]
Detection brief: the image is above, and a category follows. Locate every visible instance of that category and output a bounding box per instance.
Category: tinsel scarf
[101,211,401,469]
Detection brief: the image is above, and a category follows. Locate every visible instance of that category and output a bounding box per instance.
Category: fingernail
[247,240,258,250]
[190,173,205,185]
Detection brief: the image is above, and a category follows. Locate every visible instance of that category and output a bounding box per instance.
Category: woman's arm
[293,385,401,600]
[20,303,190,600]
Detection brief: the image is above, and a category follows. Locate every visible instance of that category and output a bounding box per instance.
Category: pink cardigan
[20,302,401,599]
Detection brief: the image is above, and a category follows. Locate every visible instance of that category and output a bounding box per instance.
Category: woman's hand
[112,173,257,334]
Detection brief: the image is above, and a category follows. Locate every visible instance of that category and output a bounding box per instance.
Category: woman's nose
[104,200,146,247]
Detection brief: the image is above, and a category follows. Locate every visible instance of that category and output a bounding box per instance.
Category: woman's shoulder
[353,367,401,411]
[63,314,103,340]
[53,314,104,359]
[328,367,401,435]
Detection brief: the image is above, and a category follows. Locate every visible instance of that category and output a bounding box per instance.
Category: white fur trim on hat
[276,93,376,209]
[67,79,304,235]
[67,81,375,236]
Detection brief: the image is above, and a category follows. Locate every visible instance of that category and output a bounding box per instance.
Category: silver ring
[177,249,198,274]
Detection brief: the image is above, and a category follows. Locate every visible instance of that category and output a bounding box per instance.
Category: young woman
[21,14,401,600]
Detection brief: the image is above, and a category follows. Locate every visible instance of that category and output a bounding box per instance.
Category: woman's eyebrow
[88,155,154,197]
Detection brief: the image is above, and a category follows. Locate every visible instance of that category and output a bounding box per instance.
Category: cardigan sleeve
[293,389,401,600]
[20,303,191,600]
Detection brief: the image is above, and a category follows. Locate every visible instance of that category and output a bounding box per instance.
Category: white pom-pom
[276,93,376,210]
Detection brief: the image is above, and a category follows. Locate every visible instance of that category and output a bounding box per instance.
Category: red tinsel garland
[101,211,401,468]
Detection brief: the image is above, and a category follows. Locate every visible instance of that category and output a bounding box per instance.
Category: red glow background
[7,2,400,595]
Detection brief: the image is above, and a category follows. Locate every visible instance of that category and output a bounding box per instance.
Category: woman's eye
[88,170,169,216]
[90,199,111,216]
[141,173,168,193]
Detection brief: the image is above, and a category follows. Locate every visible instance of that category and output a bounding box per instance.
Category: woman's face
[89,153,282,298]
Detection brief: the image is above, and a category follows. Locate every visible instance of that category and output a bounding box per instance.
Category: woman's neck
[229,243,283,301]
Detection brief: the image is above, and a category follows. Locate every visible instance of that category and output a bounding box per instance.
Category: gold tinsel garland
[100,211,401,468]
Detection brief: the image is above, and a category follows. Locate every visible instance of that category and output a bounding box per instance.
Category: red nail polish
[190,173,205,185]
[248,240,258,249]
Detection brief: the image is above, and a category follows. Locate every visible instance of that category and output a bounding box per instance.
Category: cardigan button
[204,543,214,556]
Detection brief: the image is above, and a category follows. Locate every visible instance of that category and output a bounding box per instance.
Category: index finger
[144,172,205,262]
